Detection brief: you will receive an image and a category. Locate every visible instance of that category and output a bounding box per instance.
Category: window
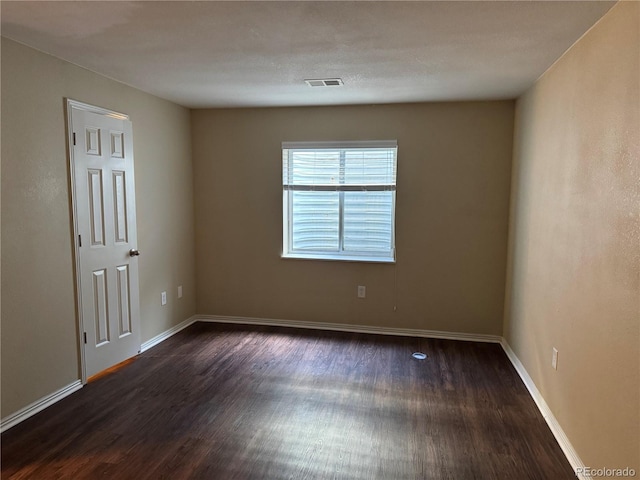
[282,141,397,263]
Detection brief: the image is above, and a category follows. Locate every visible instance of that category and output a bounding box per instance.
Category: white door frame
[65,98,133,384]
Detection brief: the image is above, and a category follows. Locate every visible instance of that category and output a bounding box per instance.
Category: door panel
[92,269,109,346]
[70,103,141,379]
[88,169,105,246]
[112,171,128,244]
[115,265,132,337]
[85,127,101,156]
[110,131,124,158]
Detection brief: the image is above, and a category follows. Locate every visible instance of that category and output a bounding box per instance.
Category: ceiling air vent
[305,78,344,87]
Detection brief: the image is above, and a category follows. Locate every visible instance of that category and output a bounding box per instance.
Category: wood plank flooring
[1,322,575,479]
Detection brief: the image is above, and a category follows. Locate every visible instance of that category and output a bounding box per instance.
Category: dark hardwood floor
[2,322,575,479]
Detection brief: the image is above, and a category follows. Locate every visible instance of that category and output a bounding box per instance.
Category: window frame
[282,140,397,263]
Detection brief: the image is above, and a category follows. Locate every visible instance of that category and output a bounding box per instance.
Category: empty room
[1,1,638,479]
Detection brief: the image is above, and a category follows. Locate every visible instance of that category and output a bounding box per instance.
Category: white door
[68,100,141,380]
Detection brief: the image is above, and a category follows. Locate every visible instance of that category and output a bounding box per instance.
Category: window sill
[281,253,395,264]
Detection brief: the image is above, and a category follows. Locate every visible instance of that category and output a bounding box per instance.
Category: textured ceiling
[1,1,615,108]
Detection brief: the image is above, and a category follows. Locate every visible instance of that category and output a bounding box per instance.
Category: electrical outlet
[178,285,183,298]
[357,285,366,298]
[161,291,167,306]
[552,347,558,370]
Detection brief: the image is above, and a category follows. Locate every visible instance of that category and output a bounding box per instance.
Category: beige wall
[1,4,636,472]
[504,2,639,475]
[192,102,514,334]
[1,39,197,417]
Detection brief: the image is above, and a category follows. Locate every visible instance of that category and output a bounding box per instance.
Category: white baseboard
[199,315,584,477]
[500,340,586,479]
[0,313,584,479]
[1,315,197,433]
[195,314,502,343]
[140,315,198,353]
[0,380,83,433]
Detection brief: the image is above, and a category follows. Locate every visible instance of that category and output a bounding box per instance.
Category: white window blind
[282,141,397,262]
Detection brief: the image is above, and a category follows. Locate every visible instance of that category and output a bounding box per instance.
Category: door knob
[129,249,141,257]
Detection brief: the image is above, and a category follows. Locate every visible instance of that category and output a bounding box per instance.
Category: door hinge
[73,132,76,146]
[78,234,82,247]
[83,332,87,344]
